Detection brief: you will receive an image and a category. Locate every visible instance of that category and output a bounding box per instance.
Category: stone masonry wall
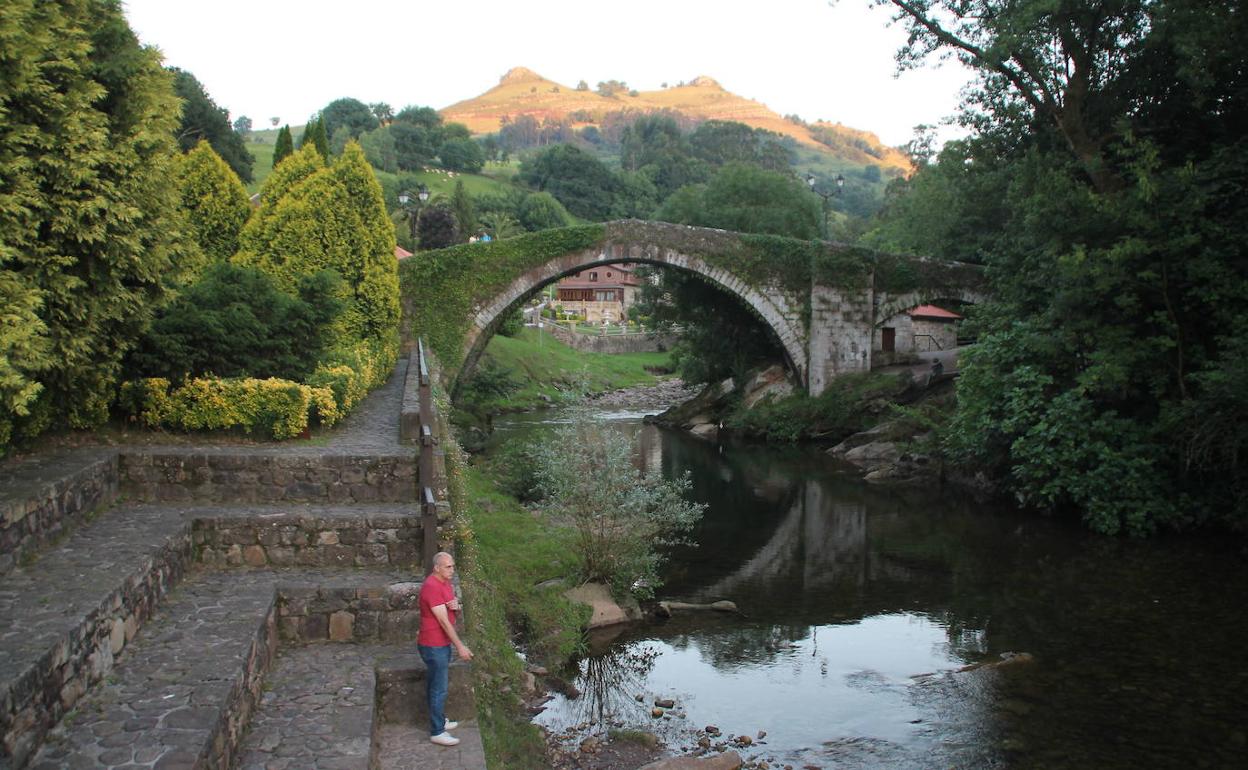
[120,451,417,504]
[201,600,278,770]
[1,526,192,766]
[542,323,678,354]
[195,515,423,570]
[275,583,425,644]
[0,451,118,577]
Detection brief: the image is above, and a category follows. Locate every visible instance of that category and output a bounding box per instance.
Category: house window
[607,272,612,277]
[596,290,615,302]
[590,272,598,282]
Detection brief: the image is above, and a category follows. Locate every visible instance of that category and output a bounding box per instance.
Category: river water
[486,407,1248,769]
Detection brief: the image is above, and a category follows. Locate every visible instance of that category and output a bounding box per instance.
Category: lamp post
[398,184,430,246]
[806,173,845,239]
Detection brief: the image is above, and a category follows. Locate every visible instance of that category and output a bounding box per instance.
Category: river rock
[657,600,738,617]
[638,750,744,770]
[741,365,794,409]
[689,422,719,441]
[564,582,642,629]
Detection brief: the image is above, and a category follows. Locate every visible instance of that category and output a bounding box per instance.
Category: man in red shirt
[418,551,474,746]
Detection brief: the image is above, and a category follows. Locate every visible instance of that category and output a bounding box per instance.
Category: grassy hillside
[442,67,912,174]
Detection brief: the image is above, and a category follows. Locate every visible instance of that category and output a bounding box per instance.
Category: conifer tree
[310,118,330,159]
[451,180,477,240]
[0,0,184,450]
[273,125,294,167]
[174,141,251,278]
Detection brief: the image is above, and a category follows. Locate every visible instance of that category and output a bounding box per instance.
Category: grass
[464,326,672,412]
[246,138,276,194]
[372,167,516,200]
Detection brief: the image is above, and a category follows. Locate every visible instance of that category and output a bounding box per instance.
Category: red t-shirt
[418,575,456,647]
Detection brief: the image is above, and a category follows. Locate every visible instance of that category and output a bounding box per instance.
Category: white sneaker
[444,720,459,731]
[430,732,460,747]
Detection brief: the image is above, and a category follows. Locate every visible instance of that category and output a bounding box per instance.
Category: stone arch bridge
[398,220,986,396]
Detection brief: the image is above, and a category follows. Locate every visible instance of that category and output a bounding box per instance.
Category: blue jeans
[418,644,452,735]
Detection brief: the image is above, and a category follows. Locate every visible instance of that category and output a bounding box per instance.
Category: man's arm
[430,603,474,660]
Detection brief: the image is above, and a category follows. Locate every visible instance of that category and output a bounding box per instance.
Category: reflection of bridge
[399,220,986,395]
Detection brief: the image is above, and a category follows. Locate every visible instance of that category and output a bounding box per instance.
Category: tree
[299,117,330,159]
[173,141,252,277]
[390,122,437,170]
[417,205,458,250]
[532,405,704,598]
[596,79,629,97]
[450,180,477,240]
[576,80,589,91]
[517,192,573,232]
[170,68,254,182]
[359,126,398,173]
[620,114,708,198]
[273,125,294,167]
[655,163,820,239]
[233,115,252,137]
[1,0,185,448]
[518,144,618,220]
[370,102,394,126]
[439,137,485,173]
[320,97,379,141]
[862,0,1248,533]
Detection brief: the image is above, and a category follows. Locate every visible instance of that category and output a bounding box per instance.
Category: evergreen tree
[174,141,251,278]
[273,125,294,167]
[300,117,330,159]
[451,180,477,240]
[0,0,185,450]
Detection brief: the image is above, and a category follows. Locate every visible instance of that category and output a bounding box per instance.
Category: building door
[882,327,895,352]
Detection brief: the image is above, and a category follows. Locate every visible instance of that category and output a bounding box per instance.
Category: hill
[441,67,911,174]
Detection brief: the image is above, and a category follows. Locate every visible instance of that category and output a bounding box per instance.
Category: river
[486,406,1248,769]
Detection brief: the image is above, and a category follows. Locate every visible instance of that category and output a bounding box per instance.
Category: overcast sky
[122,0,974,148]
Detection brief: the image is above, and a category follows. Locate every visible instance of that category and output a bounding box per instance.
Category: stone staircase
[0,356,485,770]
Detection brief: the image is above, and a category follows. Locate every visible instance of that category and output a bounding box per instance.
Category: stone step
[0,502,421,768]
[26,568,414,770]
[372,656,483,770]
[373,723,486,770]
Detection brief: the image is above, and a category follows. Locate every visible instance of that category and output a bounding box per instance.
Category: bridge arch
[458,241,810,394]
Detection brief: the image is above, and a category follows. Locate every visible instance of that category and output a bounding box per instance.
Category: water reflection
[493,408,1248,768]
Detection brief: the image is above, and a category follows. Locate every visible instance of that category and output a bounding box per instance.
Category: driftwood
[656,600,739,617]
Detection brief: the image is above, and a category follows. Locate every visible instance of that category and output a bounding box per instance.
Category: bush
[126,263,343,383]
[725,372,902,443]
[119,377,335,439]
[495,308,524,337]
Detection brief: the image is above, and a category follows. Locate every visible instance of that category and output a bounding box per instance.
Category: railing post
[417,339,439,572]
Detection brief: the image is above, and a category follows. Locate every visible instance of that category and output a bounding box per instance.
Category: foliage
[417,205,458,250]
[118,375,336,439]
[530,405,705,598]
[450,180,477,239]
[869,0,1248,533]
[232,115,252,137]
[236,143,399,350]
[173,141,252,274]
[125,263,343,383]
[621,114,709,198]
[300,116,330,159]
[439,137,485,173]
[517,192,573,231]
[320,97,378,141]
[272,125,294,167]
[519,144,619,220]
[494,308,523,338]
[170,67,254,183]
[0,0,185,452]
[655,163,820,240]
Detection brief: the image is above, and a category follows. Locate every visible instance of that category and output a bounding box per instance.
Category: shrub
[119,376,335,439]
[126,263,343,383]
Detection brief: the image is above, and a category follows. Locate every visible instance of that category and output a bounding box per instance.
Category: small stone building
[873,303,964,365]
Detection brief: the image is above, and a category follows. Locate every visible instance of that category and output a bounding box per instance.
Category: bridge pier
[807,282,875,396]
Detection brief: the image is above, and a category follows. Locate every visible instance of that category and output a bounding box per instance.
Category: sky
[122,0,975,148]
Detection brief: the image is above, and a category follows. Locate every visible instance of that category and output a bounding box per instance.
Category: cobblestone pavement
[0,447,115,502]
[374,723,486,770]
[307,359,408,453]
[28,567,413,770]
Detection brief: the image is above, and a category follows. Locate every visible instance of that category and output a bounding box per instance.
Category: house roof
[558,263,641,287]
[910,304,962,320]
[395,245,413,259]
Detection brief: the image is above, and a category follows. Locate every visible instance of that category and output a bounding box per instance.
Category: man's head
[432,551,455,582]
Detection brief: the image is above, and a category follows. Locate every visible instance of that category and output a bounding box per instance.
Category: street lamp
[806,173,845,239]
[398,184,430,245]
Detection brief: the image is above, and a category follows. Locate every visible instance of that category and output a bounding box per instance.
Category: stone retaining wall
[195,515,423,570]
[275,583,424,644]
[202,600,278,770]
[120,451,417,504]
[373,658,475,725]
[0,452,119,577]
[1,527,192,766]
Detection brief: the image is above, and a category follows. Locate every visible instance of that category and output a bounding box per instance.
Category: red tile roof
[910,304,962,320]
[395,245,413,259]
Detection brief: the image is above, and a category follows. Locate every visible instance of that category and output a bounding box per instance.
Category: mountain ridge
[440,67,911,173]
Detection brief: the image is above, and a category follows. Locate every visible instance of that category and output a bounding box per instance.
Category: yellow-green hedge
[118,338,398,439]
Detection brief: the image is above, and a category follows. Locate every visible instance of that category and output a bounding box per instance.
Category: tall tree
[0,0,185,450]
[173,141,252,278]
[170,67,254,182]
[450,180,478,241]
[320,97,379,141]
[273,125,294,167]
